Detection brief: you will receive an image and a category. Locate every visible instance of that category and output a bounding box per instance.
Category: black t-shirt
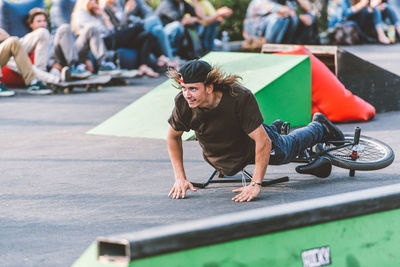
[168,84,264,176]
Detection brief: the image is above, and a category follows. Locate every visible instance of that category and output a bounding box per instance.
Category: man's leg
[51,24,79,67]
[17,28,51,70]
[0,37,36,85]
[164,21,185,55]
[74,25,106,66]
[264,121,324,165]
[265,113,344,165]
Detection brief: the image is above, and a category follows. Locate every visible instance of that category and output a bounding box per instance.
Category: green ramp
[88,52,311,140]
[72,184,400,267]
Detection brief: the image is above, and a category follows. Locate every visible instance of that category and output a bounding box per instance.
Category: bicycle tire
[316,134,394,171]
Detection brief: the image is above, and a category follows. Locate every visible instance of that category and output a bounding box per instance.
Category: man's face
[30,14,47,30]
[181,82,210,108]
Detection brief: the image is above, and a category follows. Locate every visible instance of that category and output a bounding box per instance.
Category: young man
[0,29,52,96]
[5,10,61,85]
[23,8,91,80]
[166,60,344,202]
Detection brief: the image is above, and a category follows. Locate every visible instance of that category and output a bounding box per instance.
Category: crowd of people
[0,0,233,96]
[243,0,400,46]
[0,0,399,97]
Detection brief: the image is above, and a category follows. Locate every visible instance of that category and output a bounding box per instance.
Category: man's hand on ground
[168,179,197,199]
[232,185,261,202]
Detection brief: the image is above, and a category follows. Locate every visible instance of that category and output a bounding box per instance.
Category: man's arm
[167,126,197,199]
[232,125,271,202]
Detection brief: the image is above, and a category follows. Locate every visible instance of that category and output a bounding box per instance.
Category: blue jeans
[373,4,400,28]
[263,121,324,165]
[164,21,185,55]
[144,15,173,58]
[197,21,219,53]
[263,14,298,44]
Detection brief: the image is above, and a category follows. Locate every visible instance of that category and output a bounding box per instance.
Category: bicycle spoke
[327,139,388,163]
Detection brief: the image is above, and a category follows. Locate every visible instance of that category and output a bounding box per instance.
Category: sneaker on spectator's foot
[98,61,120,75]
[27,81,52,95]
[0,83,15,97]
[61,66,71,82]
[71,64,91,79]
[312,112,344,145]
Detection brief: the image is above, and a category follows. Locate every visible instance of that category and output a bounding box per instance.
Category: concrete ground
[0,46,399,267]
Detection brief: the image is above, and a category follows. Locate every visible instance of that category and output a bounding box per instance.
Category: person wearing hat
[166,60,344,202]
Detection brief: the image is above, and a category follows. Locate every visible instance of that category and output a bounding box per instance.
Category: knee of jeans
[150,26,164,36]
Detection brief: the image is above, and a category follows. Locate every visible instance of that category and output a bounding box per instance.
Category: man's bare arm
[232,125,271,202]
[167,126,197,199]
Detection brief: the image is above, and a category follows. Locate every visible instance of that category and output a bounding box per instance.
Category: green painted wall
[88,52,311,140]
[73,208,400,267]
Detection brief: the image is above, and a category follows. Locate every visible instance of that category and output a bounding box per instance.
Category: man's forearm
[252,138,271,184]
[167,135,187,181]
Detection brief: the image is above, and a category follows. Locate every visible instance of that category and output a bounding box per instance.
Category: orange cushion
[275,46,375,122]
[0,51,35,87]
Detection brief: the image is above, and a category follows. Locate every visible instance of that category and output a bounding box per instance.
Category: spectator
[101,0,175,61]
[24,8,91,81]
[0,30,52,96]
[5,10,60,85]
[370,0,400,42]
[72,0,170,77]
[328,0,392,44]
[71,0,120,74]
[155,0,202,56]
[243,0,316,44]
[185,0,233,53]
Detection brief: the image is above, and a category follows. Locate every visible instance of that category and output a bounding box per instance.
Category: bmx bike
[191,125,394,188]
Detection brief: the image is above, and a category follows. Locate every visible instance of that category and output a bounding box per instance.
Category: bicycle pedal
[281,122,290,135]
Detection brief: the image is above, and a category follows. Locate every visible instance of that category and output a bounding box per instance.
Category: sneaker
[27,81,52,95]
[98,61,121,75]
[71,64,91,79]
[0,83,15,97]
[312,112,344,145]
[60,66,71,82]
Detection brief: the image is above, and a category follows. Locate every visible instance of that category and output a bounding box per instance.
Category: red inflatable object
[276,46,375,122]
[0,51,35,87]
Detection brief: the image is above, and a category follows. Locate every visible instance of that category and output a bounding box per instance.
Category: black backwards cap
[178,60,212,83]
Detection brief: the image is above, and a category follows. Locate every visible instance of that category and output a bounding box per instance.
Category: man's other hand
[168,179,197,199]
[232,184,261,202]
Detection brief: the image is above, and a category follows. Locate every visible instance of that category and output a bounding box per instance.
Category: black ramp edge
[337,48,400,113]
[98,183,400,261]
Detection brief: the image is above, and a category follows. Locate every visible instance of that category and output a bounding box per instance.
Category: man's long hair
[167,65,242,95]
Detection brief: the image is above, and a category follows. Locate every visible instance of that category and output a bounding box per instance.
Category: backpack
[177,27,204,60]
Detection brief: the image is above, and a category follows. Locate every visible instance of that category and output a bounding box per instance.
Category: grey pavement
[0,47,399,266]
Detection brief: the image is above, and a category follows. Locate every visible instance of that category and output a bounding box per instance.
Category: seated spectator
[5,10,60,84]
[24,8,91,81]
[155,0,202,56]
[185,0,233,53]
[72,0,171,77]
[370,0,400,42]
[0,31,52,96]
[243,0,316,44]
[101,0,175,61]
[328,0,394,44]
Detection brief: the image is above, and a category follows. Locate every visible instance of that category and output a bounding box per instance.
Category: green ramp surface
[88,52,311,140]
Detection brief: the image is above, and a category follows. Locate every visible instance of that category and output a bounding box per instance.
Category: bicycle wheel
[316,134,394,171]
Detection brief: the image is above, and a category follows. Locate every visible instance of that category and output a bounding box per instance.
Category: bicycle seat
[295,156,332,178]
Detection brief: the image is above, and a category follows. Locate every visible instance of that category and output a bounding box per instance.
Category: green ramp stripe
[87,52,310,140]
